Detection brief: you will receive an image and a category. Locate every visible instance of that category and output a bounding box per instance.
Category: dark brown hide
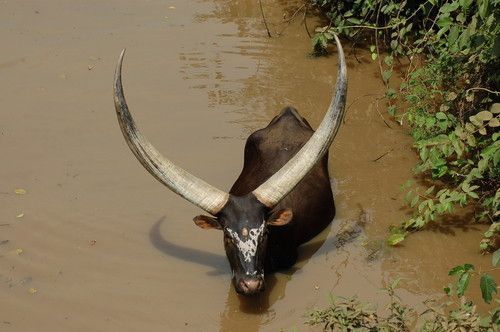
[230,106,335,271]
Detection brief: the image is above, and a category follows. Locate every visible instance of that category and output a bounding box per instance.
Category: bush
[309,0,500,251]
[305,267,499,331]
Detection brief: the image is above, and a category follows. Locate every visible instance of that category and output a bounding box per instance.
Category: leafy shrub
[309,0,499,250]
[305,268,499,331]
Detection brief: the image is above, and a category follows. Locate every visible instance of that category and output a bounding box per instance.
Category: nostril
[243,279,261,290]
[238,279,249,292]
[236,277,265,295]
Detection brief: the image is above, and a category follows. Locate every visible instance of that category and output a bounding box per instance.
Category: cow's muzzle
[235,277,264,296]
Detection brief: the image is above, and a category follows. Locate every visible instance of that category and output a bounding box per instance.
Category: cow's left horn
[252,34,347,208]
[113,49,229,215]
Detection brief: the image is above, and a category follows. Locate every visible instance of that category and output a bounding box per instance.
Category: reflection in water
[217,216,377,331]
[218,222,334,331]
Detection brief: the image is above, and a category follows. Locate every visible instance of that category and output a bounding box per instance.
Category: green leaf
[346,17,362,24]
[480,274,497,304]
[424,186,435,195]
[459,0,473,11]
[488,118,499,127]
[467,191,479,199]
[390,39,398,50]
[476,111,493,121]
[371,53,378,61]
[382,70,392,83]
[446,92,458,101]
[387,233,405,246]
[436,112,447,120]
[437,16,452,29]
[449,264,474,277]
[463,263,474,272]
[387,105,396,116]
[457,271,471,297]
[458,29,471,50]
[493,249,500,267]
[449,265,465,276]
[478,0,489,19]
[440,2,460,13]
[411,196,419,207]
[384,55,393,66]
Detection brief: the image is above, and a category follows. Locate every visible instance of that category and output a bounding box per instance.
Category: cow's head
[113,34,346,296]
[193,195,293,295]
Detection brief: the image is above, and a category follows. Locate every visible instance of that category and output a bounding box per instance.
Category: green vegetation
[306,268,499,331]
[309,0,499,251]
[297,3,499,329]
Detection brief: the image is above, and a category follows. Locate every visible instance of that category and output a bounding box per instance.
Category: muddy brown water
[0,0,496,331]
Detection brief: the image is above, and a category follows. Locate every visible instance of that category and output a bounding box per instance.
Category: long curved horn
[113,50,229,215]
[252,34,347,207]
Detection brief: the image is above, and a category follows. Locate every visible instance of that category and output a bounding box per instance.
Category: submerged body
[230,107,335,272]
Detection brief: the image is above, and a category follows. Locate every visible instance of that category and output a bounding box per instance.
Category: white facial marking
[226,223,265,262]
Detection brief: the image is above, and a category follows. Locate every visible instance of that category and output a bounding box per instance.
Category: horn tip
[118,49,126,63]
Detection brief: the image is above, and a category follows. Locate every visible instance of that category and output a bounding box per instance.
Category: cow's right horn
[113,49,229,215]
[252,33,347,208]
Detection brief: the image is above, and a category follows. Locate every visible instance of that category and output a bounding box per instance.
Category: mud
[0,0,495,331]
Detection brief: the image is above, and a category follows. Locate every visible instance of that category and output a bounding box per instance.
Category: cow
[113,35,346,296]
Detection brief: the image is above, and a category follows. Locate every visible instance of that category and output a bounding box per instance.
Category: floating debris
[28,287,37,294]
[14,188,27,195]
[16,213,24,219]
[15,248,24,255]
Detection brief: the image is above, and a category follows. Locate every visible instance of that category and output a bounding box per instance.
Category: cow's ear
[193,215,222,230]
[267,208,293,226]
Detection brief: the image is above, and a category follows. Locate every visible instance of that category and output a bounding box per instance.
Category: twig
[258,0,272,38]
[303,4,311,38]
[372,148,394,162]
[282,3,305,24]
[375,97,392,129]
[348,43,361,63]
[346,93,383,112]
[374,3,387,88]
[277,3,307,36]
[417,193,433,200]
[344,93,383,124]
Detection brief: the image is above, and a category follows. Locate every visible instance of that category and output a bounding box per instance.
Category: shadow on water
[149,216,228,276]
